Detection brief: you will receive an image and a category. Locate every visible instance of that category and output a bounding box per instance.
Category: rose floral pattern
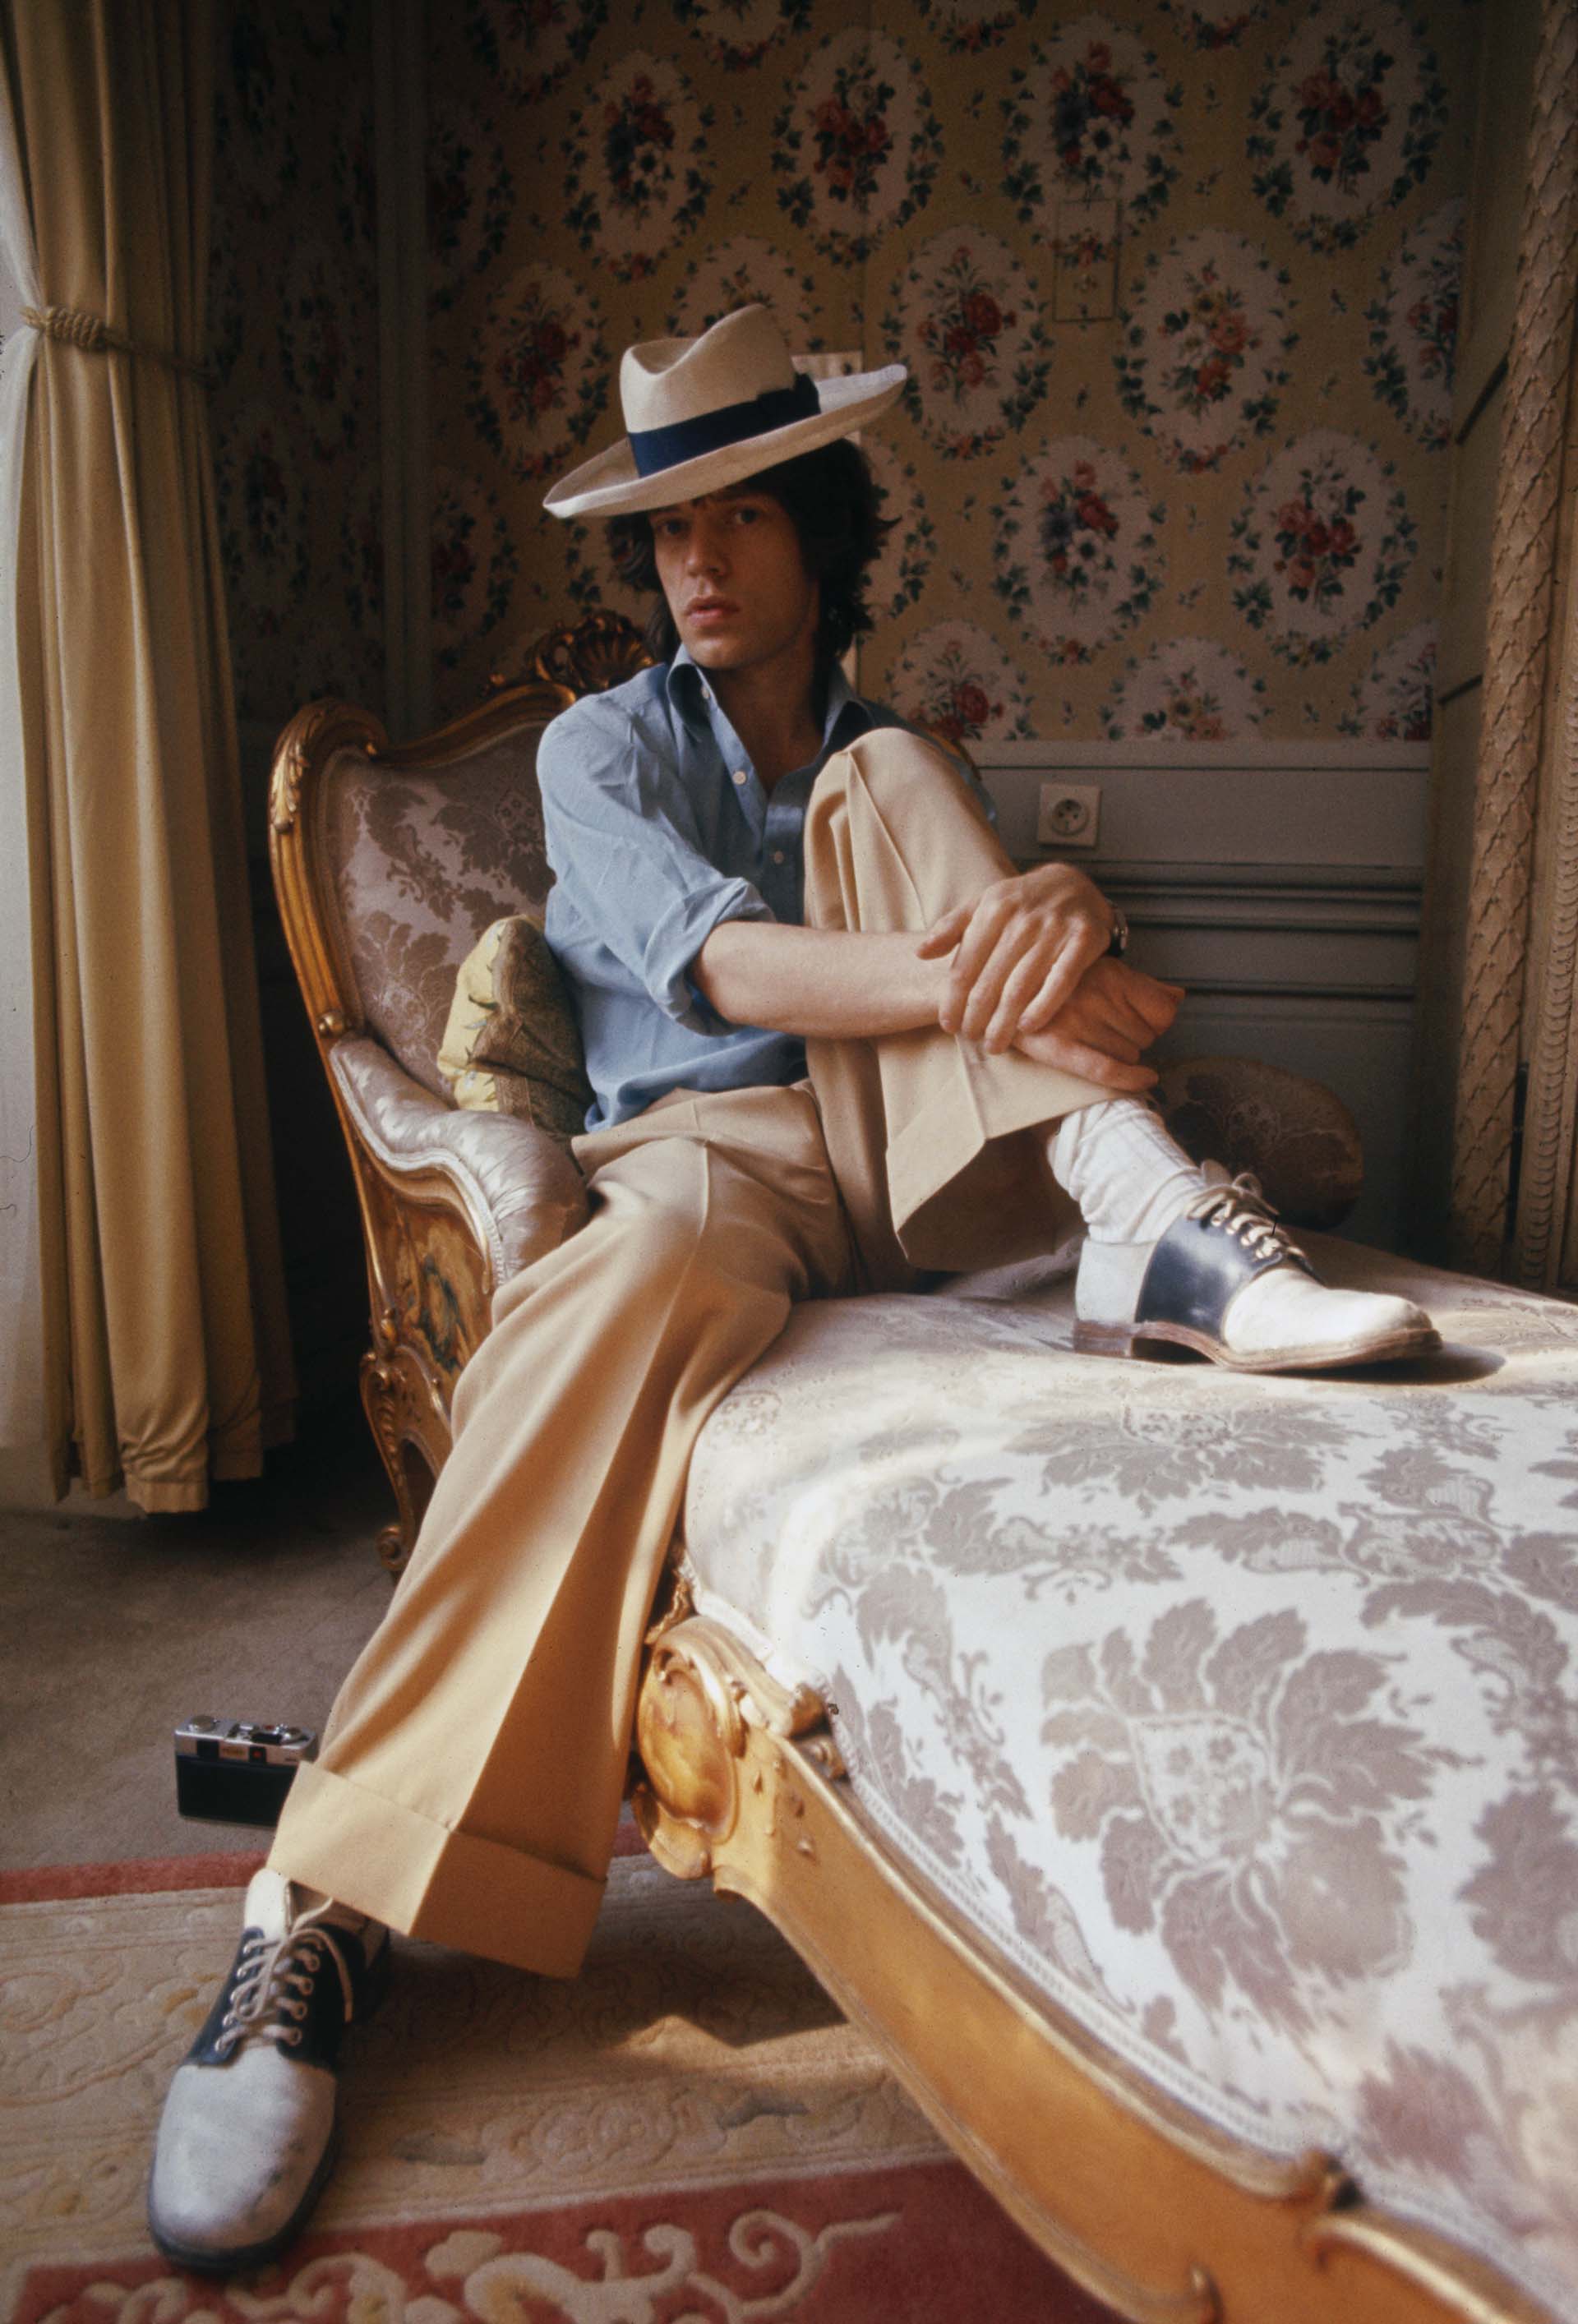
[214,0,1478,735]
[214,398,310,642]
[341,465,385,652]
[887,621,1035,747]
[882,228,1050,460]
[463,0,610,107]
[1114,231,1297,474]
[913,0,1037,54]
[683,1244,1578,2318]
[1102,638,1267,741]
[1248,0,1448,252]
[993,438,1165,664]
[331,99,376,263]
[1003,18,1182,239]
[464,264,608,485]
[205,221,245,391]
[430,468,520,674]
[772,30,939,264]
[1229,428,1416,665]
[563,53,714,283]
[278,240,365,464]
[671,0,815,73]
[215,8,300,214]
[1339,619,1437,740]
[1156,0,1273,48]
[861,438,935,624]
[429,95,514,313]
[667,237,819,344]
[1365,198,1463,448]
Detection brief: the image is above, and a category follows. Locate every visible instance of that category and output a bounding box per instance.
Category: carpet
[2,1847,1118,2322]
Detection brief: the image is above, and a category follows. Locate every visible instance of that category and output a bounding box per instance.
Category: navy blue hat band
[628,372,821,480]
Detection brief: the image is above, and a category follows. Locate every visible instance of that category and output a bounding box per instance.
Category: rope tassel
[22,302,212,385]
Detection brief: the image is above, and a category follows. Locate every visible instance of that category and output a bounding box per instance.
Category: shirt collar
[667,644,871,757]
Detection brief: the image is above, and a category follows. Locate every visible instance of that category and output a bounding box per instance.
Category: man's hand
[1011,957,1184,1092]
[918,862,1140,1051]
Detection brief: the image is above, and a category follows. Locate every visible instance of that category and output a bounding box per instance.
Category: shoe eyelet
[285,2027,303,2045]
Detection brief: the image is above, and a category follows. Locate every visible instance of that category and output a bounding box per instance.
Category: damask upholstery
[323,729,556,1096]
[332,1035,588,1284]
[681,1243,1578,2322]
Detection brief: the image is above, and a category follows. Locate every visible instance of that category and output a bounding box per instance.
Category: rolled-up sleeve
[539,703,773,1033]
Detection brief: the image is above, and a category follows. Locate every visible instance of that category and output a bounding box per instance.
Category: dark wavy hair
[605,437,892,669]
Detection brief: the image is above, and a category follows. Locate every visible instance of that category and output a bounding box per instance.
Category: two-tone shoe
[147,1868,389,2274]
[1073,1171,1439,1373]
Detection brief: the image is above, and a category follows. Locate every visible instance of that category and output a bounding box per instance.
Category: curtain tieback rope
[21,303,213,386]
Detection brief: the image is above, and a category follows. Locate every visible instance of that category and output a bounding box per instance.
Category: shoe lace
[213,1898,357,2059]
[1182,1172,1306,1267]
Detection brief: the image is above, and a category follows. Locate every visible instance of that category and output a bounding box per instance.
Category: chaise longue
[269,611,1578,2324]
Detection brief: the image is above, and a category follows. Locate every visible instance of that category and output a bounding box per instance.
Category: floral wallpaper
[209,1,385,728]
[211,0,1477,751]
[427,0,1475,748]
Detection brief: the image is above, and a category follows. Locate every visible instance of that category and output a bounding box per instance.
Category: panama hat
[542,303,907,520]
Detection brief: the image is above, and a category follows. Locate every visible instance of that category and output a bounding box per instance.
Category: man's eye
[733,504,760,524]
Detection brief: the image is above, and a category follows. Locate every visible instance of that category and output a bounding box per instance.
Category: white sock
[1046,1097,1210,1245]
[286,1880,379,1937]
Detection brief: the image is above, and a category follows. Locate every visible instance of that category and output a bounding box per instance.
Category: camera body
[174,1716,318,1828]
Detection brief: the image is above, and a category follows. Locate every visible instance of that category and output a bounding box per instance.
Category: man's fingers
[941,897,1015,1031]
[1052,1042,1158,1091]
[916,904,971,959]
[983,939,1077,1049]
[948,894,1013,986]
[1017,952,1113,1039]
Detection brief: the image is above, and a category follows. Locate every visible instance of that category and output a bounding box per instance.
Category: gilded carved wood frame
[267,616,1542,2324]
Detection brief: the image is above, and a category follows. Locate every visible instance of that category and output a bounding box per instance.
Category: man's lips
[685,598,739,623]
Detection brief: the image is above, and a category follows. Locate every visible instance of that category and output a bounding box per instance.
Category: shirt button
[732,768,750,786]
[772,849,787,865]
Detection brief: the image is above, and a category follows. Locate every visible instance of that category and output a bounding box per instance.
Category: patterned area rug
[2,1847,1116,2322]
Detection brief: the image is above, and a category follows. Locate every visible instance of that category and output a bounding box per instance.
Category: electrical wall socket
[1036,782,1101,849]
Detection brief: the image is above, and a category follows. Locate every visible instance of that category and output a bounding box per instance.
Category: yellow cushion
[437,915,591,1143]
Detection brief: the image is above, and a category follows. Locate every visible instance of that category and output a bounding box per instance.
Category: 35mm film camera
[174,1717,318,1828]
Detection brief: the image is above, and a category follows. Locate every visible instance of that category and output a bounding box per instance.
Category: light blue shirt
[539,648,911,1130]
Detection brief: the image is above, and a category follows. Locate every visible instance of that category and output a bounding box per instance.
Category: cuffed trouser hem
[886,1039,1103,1262]
[270,1761,605,1978]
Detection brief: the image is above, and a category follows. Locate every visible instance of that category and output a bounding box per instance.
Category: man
[147,305,1436,2273]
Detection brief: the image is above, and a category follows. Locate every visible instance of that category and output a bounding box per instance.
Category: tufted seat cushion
[681,1243,1578,2321]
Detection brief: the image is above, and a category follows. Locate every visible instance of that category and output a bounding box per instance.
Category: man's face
[651,486,820,678]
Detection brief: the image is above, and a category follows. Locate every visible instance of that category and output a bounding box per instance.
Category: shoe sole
[1073,1319,1443,1372]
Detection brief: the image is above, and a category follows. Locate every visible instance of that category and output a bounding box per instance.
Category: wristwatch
[1106,904,1129,957]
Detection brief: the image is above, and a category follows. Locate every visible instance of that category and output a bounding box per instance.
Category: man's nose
[686,522,727,574]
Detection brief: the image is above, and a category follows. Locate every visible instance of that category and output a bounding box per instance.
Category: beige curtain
[4,1,293,1508]
[1444,0,1578,1288]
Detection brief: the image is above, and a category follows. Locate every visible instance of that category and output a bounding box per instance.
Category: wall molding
[971,745,1430,1244]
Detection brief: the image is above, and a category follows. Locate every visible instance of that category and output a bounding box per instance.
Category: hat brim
[542,365,907,519]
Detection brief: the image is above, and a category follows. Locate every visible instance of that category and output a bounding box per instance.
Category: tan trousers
[269,730,1105,1975]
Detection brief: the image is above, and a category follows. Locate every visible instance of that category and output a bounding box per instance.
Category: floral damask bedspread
[682,1240,1578,2321]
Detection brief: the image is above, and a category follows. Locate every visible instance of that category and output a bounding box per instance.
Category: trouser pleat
[270,727,1110,1972]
